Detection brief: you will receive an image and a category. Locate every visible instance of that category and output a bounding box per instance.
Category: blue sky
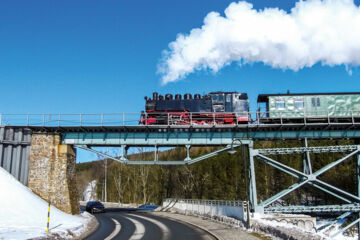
[0,0,359,162]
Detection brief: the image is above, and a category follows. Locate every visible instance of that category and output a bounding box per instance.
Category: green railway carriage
[257,92,360,123]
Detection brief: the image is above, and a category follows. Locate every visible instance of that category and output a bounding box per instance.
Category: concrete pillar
[28,133,79,214]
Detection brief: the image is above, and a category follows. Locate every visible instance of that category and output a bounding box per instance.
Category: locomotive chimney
[175,94,182,100]
[184,93,192,100]
[153,92,159,100]
[194,94,201,100]
[165,94,173,100]
[159,95,164,100]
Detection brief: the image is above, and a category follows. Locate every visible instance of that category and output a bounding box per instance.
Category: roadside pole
[47,202,50,233]
[46,146,55,233]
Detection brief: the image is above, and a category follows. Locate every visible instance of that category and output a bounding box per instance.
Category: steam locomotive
[141,92,249,125]
[141,91,360,125]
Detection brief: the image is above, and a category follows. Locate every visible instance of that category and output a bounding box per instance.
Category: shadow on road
[80,204,158,214]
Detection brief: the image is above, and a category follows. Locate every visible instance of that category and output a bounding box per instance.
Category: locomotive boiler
[142,91,249,125]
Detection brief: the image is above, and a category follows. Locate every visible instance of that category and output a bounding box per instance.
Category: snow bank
[253,213,358,240]
[0,167,91,239]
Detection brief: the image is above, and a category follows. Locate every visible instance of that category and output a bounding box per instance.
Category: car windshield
[88,201,103,206]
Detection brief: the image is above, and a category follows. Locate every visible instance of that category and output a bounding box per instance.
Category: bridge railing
[0,111,360,127]
[0,113,142,127]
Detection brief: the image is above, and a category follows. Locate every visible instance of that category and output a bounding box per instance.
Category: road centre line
[129,213,171,240]
[126,215,146,240]
[104,218,121,240]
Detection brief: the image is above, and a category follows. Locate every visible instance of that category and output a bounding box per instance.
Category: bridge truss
[59,126,360,239]
[248,140,360,238]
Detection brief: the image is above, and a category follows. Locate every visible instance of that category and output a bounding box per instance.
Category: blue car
[86,201,105,214]
[138,204,159,211]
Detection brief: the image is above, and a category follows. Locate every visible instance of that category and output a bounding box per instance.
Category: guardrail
[163,198,247,207]
[162,198,249,223]
[0,111,359,127]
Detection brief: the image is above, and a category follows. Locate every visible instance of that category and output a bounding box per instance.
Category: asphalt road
[85,208,216,240]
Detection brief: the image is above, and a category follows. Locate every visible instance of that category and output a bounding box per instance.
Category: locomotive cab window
[212,94,224,103]
[226,95,231,102]
[275,99,285,109]
[311,97,320,107]
[295,98,304,108]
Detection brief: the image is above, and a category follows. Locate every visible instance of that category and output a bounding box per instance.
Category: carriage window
[218,95,224,101]
[226,95,231,102]
[212,95,218,101]
[295,98,304,108]
[311,97,320,107]
[275,99,285,109]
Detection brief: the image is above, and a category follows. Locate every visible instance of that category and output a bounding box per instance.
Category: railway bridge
[1,113,360,238]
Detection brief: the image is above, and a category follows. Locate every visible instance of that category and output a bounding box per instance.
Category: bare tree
[139,165,150,204]
[137,147,151,204]
[96,148,110,202]
[193,172,210,199]
[177,166,195,198]
[130,166,136,203]
[104,158,107,202]
[113,164,129,204]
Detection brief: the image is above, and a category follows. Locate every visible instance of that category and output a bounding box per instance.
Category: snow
[83,180,97,201]
[253,213,358,240]
[316,218,358,240]
[0,167,91,239]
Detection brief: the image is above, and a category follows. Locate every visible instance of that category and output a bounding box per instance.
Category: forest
[76,139,358,207]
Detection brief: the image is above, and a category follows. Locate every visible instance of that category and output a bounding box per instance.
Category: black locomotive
[142,92,249,125]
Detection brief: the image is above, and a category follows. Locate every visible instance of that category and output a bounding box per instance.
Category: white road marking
[129,214,170,240]
[104,218,121,240]
[126,216,146,240]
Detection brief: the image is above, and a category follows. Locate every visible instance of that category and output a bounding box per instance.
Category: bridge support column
[248,141,260,213]
[28,133,79,214]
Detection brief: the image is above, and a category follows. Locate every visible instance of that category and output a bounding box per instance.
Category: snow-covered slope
[0,167,90,239]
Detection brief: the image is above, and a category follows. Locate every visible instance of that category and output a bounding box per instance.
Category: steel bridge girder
[257,145,359,155]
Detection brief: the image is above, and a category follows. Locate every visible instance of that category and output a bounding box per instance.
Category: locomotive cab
[210,93,225,112]
[208,92,249,123]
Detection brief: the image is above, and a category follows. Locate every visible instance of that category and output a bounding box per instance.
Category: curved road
[86,208,216,240]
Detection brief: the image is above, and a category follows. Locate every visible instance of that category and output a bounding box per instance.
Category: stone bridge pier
[28,133,79,214]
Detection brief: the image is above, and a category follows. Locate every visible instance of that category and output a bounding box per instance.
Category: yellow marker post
[46,202,50,233]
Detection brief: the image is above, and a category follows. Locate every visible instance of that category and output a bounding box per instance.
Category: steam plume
[158,0,360,84]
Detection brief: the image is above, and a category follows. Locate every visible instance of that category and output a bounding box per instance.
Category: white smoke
[158,0,360,84]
